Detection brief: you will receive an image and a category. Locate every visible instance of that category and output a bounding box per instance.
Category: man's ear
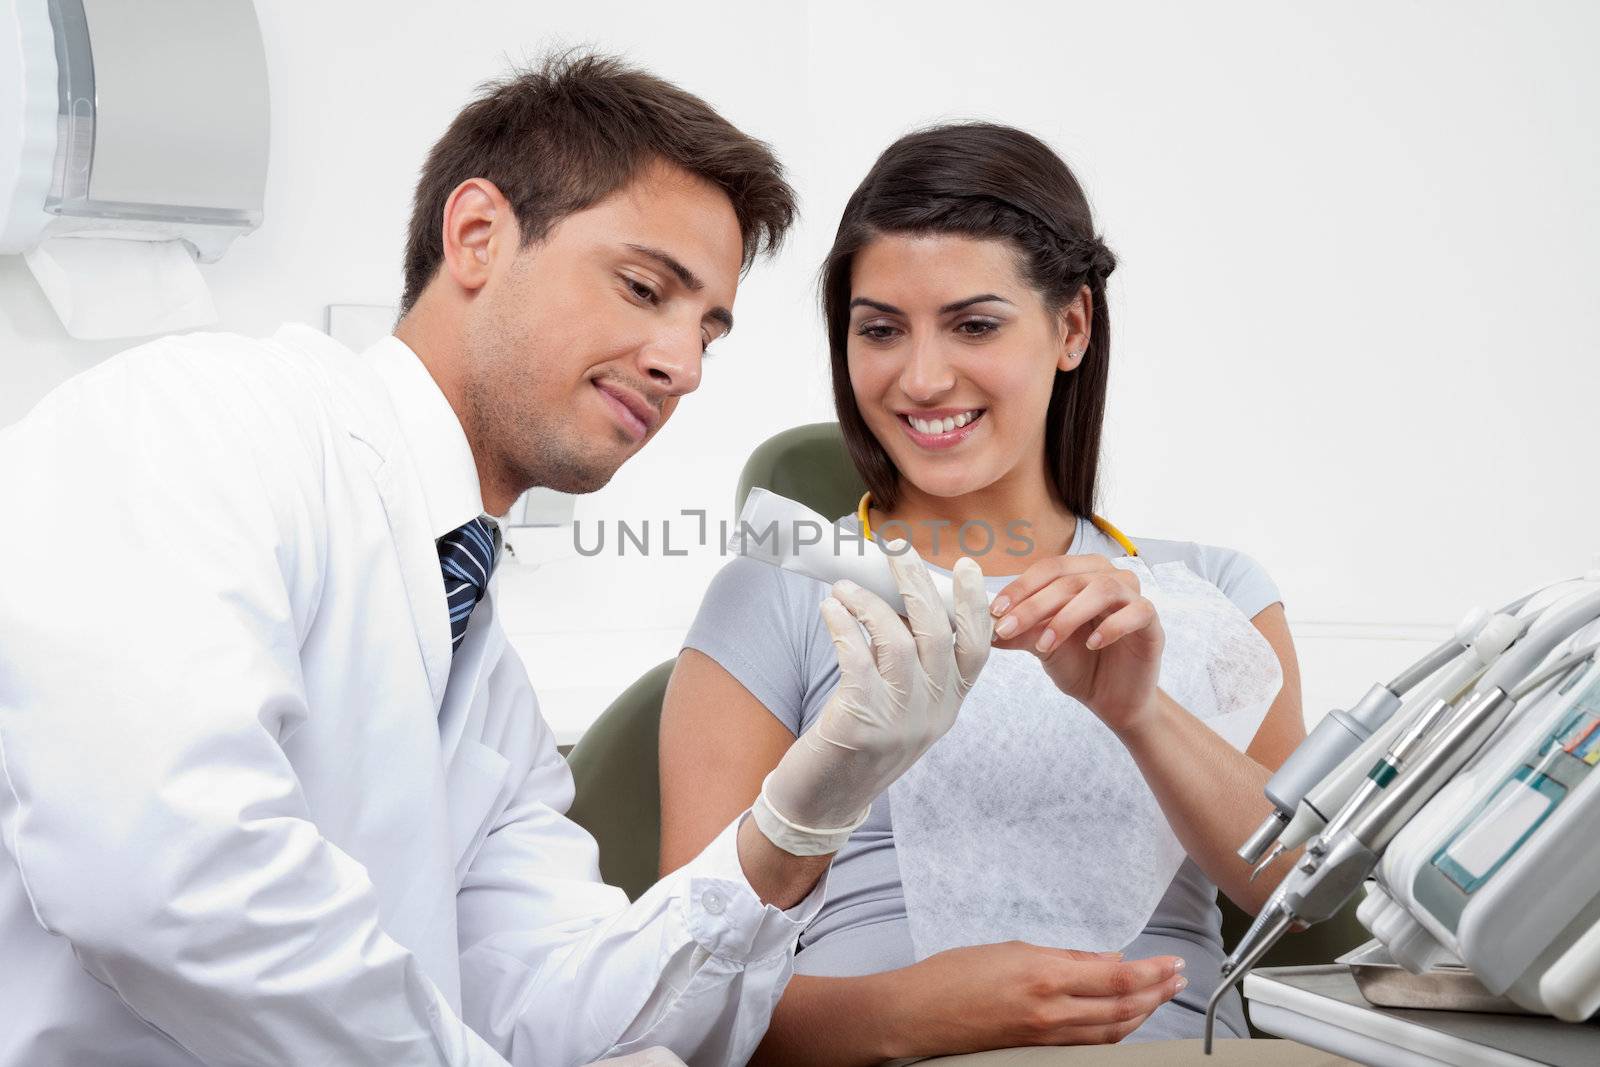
[1056,285,1093,372]
[440,178,515,294]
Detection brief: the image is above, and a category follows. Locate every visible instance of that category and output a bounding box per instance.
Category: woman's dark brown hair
[401,50,796,315]
[822,122,1117,515]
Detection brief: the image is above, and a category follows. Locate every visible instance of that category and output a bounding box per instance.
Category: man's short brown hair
[400,50,797,314]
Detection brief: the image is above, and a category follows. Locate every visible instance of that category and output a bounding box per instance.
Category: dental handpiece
[1207,685,1531,1056]
[1311,590,1600,865]
[1241,589,1549,876]
[1236,606,1502,869]
[1280,656,1495,862]
[1204,897,1295,1054]
[1256,590,1586,874]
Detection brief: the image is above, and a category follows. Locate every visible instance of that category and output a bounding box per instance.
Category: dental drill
[1246,602,1542,882]
[1236,594,1540,878]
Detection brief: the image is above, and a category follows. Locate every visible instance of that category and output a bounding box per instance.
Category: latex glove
[753,541,992,855]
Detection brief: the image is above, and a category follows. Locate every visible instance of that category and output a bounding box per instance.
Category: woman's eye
[855,323,899,342]
[625,278,659,305]
[957,320,998,337]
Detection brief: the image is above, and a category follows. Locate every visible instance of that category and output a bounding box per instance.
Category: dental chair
[564,421,1368,1047]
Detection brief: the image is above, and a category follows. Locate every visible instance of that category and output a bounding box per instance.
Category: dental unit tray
[1338,941,1532,1015]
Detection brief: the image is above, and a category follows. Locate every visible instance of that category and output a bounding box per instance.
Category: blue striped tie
[436,515,500,653]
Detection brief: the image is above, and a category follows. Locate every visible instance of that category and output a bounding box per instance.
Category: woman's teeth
[908,410,983,434]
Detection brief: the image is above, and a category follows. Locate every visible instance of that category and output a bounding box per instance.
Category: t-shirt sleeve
[681,556,820,737]
[1190,544,1283,620]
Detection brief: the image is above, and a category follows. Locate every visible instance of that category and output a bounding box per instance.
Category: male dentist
[0,53,991,1066]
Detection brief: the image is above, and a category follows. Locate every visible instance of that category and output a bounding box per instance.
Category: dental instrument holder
[1238,605,1509,869]
[1237,682,1403,865]
[1205,588,1600,1053]
[1264,607,1531,876]
[1362,641,1600,1000]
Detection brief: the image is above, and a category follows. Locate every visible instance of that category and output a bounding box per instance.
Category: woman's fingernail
[990,595,1011,616]
[995,615,1019,639]
[835,580,858,595]
[1175,976,1189,992]
[1086,631,1104,650]
[1036,628,1058,653]
[1173,957,1187,972]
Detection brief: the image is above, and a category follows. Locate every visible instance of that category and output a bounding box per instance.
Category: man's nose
[638,330,703,398]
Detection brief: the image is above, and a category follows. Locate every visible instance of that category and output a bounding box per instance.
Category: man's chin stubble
[514,450,617,496]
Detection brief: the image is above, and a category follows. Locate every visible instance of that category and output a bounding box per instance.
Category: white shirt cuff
[675,811,830,963]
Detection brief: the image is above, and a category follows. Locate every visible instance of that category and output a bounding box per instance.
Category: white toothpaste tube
[727,487,965,622]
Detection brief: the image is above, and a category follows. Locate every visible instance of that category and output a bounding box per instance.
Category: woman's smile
[896,407,988,451]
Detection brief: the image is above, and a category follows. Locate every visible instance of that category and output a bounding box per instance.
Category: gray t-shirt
[681,514,1282,1042]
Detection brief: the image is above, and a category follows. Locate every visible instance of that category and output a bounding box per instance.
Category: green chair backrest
[565,658,674,899]
[565,421,1369,975]
[734,421,868,520]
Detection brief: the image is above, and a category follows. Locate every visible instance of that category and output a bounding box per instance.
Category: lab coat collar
[364,334,486,541]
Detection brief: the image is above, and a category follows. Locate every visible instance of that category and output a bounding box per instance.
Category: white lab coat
[0,325,822,1067]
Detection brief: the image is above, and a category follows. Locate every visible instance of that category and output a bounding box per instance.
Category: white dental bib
[888,557,1283,957]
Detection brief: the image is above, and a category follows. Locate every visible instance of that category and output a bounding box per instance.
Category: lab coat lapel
[437,587,499,763]
[303,323,455,713]
[368,454,455,711]
[438,589,512,875]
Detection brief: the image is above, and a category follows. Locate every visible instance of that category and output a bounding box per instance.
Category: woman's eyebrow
[849,297,902,315]
[848,294,1014,316]
[939,293,1012,314]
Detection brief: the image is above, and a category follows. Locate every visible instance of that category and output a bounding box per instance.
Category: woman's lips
[897,409,985,451]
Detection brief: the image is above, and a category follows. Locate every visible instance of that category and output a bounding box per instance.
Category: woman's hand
[883,941,1186,1058]
[990,554,1164,736]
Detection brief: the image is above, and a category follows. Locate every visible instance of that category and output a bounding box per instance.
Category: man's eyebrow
[849,294,1014,316]
[625,242,733,337]
[626,243,703,291]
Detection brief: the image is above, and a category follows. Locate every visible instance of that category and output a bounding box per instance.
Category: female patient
[660,124,1307,1064]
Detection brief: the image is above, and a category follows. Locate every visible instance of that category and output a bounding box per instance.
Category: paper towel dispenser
[0,0,270,262]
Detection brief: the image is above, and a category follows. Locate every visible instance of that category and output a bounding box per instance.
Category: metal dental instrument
[1242,593,1545,880]
[1311,670,1489,849]
[1203,588,1600,1054]
[1234,599,1529,871]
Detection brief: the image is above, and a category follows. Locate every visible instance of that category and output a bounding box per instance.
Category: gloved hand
[753,541,992,855]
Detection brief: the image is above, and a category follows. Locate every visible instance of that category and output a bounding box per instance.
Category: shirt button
[702,889,727,915]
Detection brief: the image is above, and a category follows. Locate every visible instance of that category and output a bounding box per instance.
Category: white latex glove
[753,540,992,855]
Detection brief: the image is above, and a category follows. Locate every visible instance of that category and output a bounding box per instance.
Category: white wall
[4,1,1598,741]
